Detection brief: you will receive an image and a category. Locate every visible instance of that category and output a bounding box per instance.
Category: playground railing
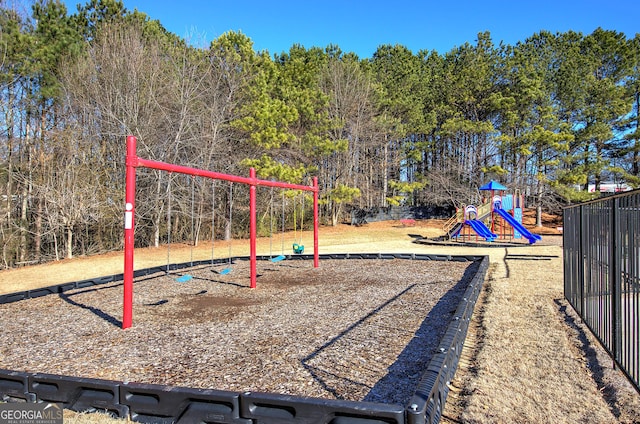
[443,202,493,236]
[563,189,640,394]
[443,209,464,234]
[476,202,492,220]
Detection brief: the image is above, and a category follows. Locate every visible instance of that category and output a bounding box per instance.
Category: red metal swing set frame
[123,135,319,329]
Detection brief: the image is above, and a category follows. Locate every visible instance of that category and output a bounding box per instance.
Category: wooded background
[1,0,639,268]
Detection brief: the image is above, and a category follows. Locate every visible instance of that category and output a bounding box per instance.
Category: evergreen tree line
[1,0,639,267]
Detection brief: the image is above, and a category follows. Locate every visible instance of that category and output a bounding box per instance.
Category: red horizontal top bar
[132,156,317,192]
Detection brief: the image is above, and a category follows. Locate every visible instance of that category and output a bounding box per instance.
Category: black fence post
[611,197,620,368]
[579,203,586,317]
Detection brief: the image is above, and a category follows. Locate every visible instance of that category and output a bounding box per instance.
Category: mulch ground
[0,258,478,406]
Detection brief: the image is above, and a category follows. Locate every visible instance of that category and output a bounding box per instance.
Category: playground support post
[123,136,137,329]
[313,176,318,268]
[249,168,257,289]
[123,135,319,329]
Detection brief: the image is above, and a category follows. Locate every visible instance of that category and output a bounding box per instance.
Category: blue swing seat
[176,275,192,282]
[271,255,286,263]
[216,267,232,275]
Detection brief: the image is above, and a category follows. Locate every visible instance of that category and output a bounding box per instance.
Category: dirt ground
[1,211,639,423]
[440,241,640,423]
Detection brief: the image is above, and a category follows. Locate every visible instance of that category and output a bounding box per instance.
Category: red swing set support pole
[123,135,319,329]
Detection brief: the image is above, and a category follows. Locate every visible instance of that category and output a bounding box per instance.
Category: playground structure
[442,181,542,245]
[124,135,319,329]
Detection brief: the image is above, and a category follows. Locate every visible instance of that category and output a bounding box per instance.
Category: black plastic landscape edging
[0,254,489,424]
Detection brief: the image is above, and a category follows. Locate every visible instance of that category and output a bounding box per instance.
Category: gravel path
[438,239,640,424]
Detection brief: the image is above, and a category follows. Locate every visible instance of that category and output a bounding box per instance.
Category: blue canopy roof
[479,181,508,191]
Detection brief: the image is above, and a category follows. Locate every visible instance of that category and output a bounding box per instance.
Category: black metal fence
[563,190,640,393]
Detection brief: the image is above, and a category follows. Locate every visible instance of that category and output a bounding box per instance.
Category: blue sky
[63,0,639,58]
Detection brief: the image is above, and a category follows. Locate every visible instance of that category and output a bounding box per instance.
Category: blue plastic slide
[494,208,542,244]
[465,219,497,242]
